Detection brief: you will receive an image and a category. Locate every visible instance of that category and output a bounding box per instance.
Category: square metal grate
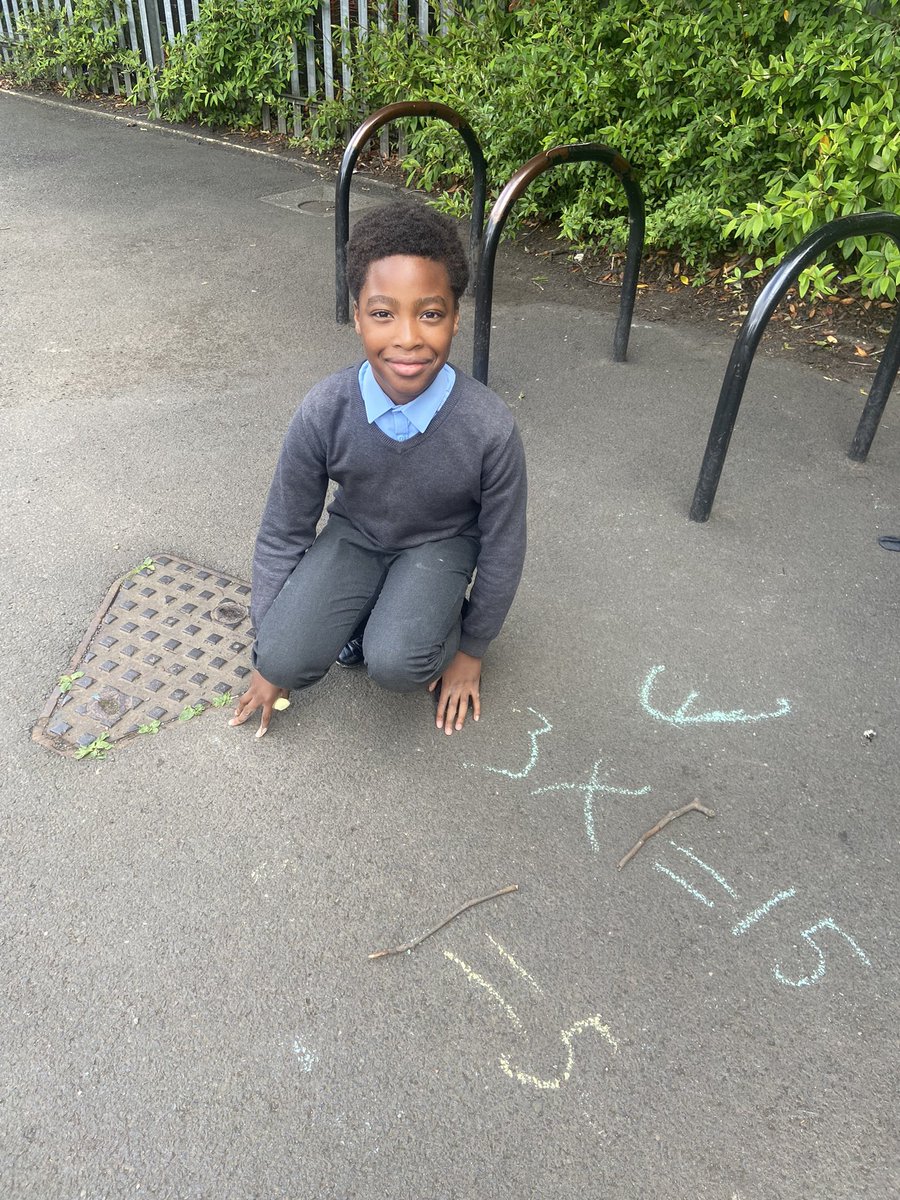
[33,555,254,758]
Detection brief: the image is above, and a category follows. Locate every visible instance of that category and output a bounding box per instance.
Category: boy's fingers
[229,695,256,726]
[472,690,481,722]
[445,692,464,735]
[255,702,275,739]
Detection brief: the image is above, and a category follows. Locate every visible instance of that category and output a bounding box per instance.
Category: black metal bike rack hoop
[690,211,900,523]
[472,143,645,384]
[335,101,488,324]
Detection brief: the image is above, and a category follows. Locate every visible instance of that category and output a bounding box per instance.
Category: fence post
[135,0,163,73]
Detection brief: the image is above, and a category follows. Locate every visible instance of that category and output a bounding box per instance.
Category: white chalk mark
[653,862,714,907]
[292,1039,317,1072]
[485,934,543,994]
[670,842,739,898]
[443,950,523,1029]
[465,707,552,779]
[774,919,872,987]
[531,761,650,852]
[640,664,791,727]
[731,888,797,935]
[499,1015,618,1090]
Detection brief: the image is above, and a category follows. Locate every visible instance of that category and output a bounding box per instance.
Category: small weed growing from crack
[75,733,113,760]
[138,718,162,735]
[178,703,205,722]
[126,557,156,579]
[211,692,233,708]
[58,671,84,693]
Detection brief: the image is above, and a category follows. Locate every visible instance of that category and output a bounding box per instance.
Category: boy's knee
[364,640,438,693]
[253,630,331,691]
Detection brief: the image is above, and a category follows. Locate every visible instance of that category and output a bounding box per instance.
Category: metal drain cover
[259,186,387,214]
[33,555,254,759]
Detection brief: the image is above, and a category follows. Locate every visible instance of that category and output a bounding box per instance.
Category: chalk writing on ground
[774,919,872,988]
[640,664,791,727]
[465,707,552,779]
[653,841,872,988]
[531,761,651,853]
[485,932,543,993]
[455,675,872,999]
[731,889,796,934]
[443,950,524,1030]
[292,1040,317,1072]
[443,934,617,1090]
[500,1015,618,1091]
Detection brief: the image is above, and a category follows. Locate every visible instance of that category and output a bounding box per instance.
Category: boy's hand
[429,651,482,735]
[229,669,290,739]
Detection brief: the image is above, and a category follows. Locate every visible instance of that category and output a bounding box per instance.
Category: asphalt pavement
[2,90,899,1200]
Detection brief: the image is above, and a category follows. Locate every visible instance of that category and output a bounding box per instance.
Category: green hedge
[4,0,140,94]
[6,0,900,300]
[334,0,900,300]
[147,0,318,129]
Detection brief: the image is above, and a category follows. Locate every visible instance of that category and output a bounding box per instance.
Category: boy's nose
[393,317,421,347]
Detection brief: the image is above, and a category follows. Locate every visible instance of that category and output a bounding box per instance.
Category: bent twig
[617,800,715,870]
[369,884,519,960]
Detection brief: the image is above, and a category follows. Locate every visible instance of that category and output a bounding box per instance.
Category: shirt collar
[358,361,456,434]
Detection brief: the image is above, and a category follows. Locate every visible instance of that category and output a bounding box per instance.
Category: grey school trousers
[253,514,479,693]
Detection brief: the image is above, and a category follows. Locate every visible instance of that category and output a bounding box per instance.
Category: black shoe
[336,634,365,668]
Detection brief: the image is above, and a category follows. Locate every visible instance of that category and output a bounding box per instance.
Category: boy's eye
[369,309,392,319]
[422,310,445,320]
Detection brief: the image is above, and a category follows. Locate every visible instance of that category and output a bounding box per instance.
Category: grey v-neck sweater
[251,363,527,658]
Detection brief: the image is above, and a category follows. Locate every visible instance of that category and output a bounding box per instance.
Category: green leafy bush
[335,0,900,301]
[148,0,317,129]
[8,0,900,300]
[7,0,139,94]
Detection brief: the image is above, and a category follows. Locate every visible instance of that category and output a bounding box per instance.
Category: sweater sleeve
[250,402,329,631]
[459,422,527,658]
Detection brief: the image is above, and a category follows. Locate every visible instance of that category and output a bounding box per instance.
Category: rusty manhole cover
[33,555,254,759]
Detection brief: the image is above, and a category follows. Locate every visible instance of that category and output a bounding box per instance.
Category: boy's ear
[453,302,460,335]
[352,301,361,335]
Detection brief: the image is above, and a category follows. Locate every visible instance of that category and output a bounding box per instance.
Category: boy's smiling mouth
[387,358,432,376]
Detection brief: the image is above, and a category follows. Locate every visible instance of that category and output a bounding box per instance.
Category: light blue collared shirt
[358,361,456,442]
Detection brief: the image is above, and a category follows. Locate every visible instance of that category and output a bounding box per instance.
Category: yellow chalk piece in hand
[273,697,291,711]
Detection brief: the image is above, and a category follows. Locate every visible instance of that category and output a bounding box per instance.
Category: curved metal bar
[335,101,488,324]
[472,143,645,384]
[690,211,900,523]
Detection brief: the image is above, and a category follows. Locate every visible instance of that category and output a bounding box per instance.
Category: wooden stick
[617,800,715,870]
[368,884,519,960]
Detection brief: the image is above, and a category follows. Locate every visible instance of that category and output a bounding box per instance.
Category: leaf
[854,346,869,356]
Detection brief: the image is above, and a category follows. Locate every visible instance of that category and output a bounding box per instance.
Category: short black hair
[346,201,469,303]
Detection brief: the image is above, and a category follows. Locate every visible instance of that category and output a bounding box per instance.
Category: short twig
[368,884,519,960]
[617,800,715,870]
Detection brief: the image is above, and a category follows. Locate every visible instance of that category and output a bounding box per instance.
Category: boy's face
[354,255,459,406]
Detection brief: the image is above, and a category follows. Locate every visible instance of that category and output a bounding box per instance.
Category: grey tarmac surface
[1,90,898,1199]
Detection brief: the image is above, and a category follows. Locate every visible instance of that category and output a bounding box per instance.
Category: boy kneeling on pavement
[231,201,527,739]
